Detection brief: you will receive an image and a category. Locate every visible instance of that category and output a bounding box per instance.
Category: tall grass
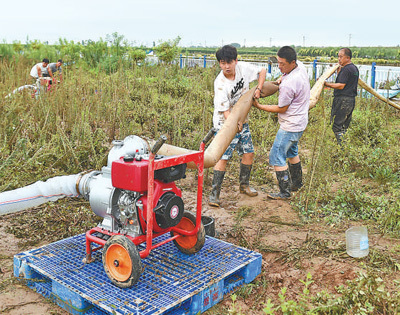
[1,55,400,233]
[0,57,215,189]
[3,54,400,314]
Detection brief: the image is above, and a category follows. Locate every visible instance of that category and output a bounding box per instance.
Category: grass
[2,56,400,314]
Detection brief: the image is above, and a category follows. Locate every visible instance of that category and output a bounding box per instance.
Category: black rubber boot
[267,169,291,200]
[288,161,303,192]
[209,170,225,207]
[239,163,258,197]
[334,132,344,146]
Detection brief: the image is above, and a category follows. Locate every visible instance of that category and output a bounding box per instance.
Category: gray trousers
[331,96,355,133]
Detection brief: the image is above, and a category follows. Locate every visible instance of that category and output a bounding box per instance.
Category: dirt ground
[0,171,397,314]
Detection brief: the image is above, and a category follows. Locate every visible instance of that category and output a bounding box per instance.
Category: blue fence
[175,55,400,90]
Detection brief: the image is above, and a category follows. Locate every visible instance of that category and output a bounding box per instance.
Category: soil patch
[0,172,398,314]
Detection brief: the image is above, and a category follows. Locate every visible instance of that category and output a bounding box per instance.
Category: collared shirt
[278,61,310,132]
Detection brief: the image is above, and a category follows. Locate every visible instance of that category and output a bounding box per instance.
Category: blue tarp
[376,89,400,99]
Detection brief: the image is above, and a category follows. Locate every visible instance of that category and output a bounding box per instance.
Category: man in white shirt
[209,45,266,207]
[30,58,53,86]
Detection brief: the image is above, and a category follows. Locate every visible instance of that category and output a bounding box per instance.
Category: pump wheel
[171,211,205,255]
[102,235,142,288]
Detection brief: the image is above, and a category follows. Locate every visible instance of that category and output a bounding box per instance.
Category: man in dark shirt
[49,59,63,82]
[324,48,359,144]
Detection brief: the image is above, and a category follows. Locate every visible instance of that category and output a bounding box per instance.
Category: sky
[1,0,399,48]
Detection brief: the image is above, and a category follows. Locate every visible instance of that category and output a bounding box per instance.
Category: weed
[234,206,253,222]
[279,235,345,267]
[322,269,400,314]
[2,50,400,314]
[227,294,243,315]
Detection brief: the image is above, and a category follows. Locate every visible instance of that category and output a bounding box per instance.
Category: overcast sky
[1,0,399,48]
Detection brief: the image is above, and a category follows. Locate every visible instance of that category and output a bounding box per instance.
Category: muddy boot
[239,163,258,197]
[334,132,344,146]
[209,170,225,207]
[288,161,303,192]
[267,169,291,200]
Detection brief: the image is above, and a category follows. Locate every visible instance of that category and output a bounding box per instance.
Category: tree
[128,48,146,64]
[154,37,181,63]
[106,32,126,57]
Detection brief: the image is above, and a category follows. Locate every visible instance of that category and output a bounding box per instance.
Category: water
[346,226,369,258]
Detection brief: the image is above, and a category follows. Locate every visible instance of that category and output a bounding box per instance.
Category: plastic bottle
[346,226,369,258]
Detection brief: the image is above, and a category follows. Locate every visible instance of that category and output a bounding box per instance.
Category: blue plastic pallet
[14,233,262,315]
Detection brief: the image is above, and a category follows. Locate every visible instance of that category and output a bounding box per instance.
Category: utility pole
[349,34,352,47]
[244,39,246,48]
[269,37,272,47]
[303,36,305,47]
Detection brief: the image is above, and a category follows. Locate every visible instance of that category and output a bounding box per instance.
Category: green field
[2,40,400,313]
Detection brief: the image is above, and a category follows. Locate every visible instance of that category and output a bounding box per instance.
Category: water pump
[81,132,214,288]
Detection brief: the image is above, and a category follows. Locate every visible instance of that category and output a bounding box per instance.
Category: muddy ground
[0,171,398,314]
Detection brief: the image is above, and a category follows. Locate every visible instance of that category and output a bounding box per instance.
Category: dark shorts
[331,96,355,133]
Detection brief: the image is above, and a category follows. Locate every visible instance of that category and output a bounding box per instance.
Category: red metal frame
[85,141,205,262]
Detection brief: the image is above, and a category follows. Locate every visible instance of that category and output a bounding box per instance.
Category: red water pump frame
[84,131,213,279]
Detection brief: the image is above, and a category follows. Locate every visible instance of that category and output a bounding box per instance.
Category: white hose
[0,134,149,216]
[0,174,85,215]
[5,85,37,98]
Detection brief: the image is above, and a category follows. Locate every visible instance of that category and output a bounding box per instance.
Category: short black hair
[340,47,352,59]
[277,46,297,63]
[216,45,237,62]
[58,59,63,63]
[42,58,50,63]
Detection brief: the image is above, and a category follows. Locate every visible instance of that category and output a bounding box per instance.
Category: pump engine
[81,135,187,238]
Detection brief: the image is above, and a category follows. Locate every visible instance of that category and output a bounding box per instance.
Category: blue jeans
[269,129,304,167]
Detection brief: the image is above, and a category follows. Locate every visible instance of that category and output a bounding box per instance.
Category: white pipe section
[0,173,91,216]
[0,134,150,216]
[5,85,37,98]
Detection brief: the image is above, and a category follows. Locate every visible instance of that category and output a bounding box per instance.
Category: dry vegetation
[1,55,400,314]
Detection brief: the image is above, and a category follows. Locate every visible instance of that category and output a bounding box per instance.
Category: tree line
[1,33,399,71]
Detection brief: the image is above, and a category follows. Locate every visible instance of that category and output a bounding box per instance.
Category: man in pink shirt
[253,46,310,199]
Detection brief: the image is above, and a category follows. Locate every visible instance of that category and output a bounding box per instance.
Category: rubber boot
[267,169,291,200]
[239,163,258,197]
[334,132,344,146]
[209,170,225,207]
[288,161,303,192]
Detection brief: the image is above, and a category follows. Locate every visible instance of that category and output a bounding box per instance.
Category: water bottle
[346,226,369,258]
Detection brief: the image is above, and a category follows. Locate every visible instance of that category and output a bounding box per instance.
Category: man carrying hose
[48,59,63,83]
[209,45,266,207]
[30,58,53,87]
[324,47,359,145]
[253,46,309,199]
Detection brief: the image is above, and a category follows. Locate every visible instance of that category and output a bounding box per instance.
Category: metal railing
[175,55,400,90]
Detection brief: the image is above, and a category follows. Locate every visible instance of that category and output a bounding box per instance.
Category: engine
[81,135,187,238]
